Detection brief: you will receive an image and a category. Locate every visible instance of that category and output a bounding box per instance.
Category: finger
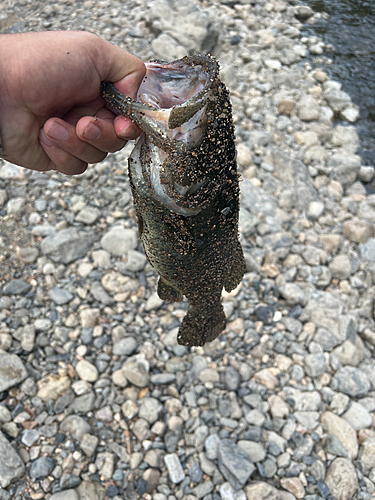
[76,114,127,153]
[39,129,89,175]
[43,117,108,164]
[114,115,143,140]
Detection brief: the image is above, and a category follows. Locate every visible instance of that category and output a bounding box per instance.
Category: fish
[101,54,246,347]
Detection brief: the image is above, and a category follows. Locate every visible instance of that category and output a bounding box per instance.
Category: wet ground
[302,0,375,167]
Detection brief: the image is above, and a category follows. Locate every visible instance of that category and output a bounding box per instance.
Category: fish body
[101,54,245,346]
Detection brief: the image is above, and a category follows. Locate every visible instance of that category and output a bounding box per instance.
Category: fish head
[101,55,235,216]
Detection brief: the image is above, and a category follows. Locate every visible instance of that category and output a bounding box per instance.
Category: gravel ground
[1,1,375,500]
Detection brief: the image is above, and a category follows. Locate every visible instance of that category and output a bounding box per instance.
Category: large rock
[218,439,255,490]
[0,431,25,487]
[41,228,95,264]
[0,352,28,392]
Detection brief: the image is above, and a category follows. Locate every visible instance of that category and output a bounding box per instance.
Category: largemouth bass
[101,54,245,347]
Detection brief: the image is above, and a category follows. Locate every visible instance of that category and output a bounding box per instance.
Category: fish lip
[101,54,219,134]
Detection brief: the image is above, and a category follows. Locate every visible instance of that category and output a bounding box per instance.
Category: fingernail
[83,122,101,141]
[47,123,69,142]
[39,129,54,147]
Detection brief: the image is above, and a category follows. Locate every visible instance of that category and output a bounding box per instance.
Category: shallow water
[302,0,375,166]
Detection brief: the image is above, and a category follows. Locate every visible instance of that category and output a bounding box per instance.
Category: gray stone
[192,480,214,499]
[164,453,185,483]
[324,88,351,112]
[218,439,255,490]
[321,412,358,459]
[50,491,79,500]
[124,250,147,271]
[237,441,266,462]
[328,255,352,280]
[0,352,28,392]
[90,282,115,306]
[331,367,371,397]
[77,480,106,500]
[150,373,176,384]
[2,280,30,296]
[0,431,25,487]
[328,154,361,188]
[121,358,150,387]
[30,456,55,480]
[48,287,73,305]
[325,458,358,500]
[100,226,138,256]
[343,219,374,244]
[41,228,95,264]
[60,415,92,441]
[21,429,40,447]
[138,397,163,424]
[75,206,101,225]
[307,201,324,219]
[279,283,307,306]
[342,402,372,430]
[6,197,25,215]
[223,366,241,391]
[205,434,221,460]
[304,353,327,377]
[359,238,375,262]
[113,337,138,356]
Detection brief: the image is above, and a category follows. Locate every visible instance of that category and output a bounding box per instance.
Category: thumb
[97,38,146,100]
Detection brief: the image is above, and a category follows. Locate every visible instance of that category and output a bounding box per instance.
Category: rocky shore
[1,1,375,500]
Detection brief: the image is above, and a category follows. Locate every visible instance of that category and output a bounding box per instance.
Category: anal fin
[157,277,183,302]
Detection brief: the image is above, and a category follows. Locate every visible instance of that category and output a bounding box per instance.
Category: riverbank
[0,1,375,500]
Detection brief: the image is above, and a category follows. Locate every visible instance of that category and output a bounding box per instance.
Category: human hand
[0,31,146,175]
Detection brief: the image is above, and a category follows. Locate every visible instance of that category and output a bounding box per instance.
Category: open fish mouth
[101,55,221,216]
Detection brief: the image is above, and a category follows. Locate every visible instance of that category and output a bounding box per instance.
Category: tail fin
[177,303,226,347]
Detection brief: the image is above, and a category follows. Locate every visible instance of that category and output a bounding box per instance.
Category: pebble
[112,336,138,356]
[164,453,185,483]
[321,411,358,458]
[48,287,73,305]
[50,491,79,500]
[325,458,358,500]
[218,439,255,490]
[0,352,28,392]
[331,366,371,397]
[76,359,99,382]
[0,431,25,488]
[100,226,138,256]
[30,456,55,480]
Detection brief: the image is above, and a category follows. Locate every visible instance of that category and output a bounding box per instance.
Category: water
[302,0,375,166]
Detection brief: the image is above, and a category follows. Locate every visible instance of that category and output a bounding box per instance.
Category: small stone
[60,415,92,441]
[359,238,375,261]
[189,462,204,483]
[143,468,161,493]
[321,411,358,458]
[218,439,255,490]
[199,368,220,383]
[100,226,138,256]
[30,457,55,480]
[164,453,185,483]
[60,474,81,490]
[320,234,341,255]
[0,431,25,487]
[205,434,221,460]
[0,352,28,392]
[76,360,98,382]
[80,308,100,327]
[325,458,358,500]
[113,337,138,356]
[279,283,307,306]
[80,433,98,457]
[2,279,31,296]
[280,477,305,499]
[16,247,39,263]
[269,395,289,418]
[253,368,278,389]
[278,99,296,116]
[358,165,375,183]
[49,287,73,305]
[238,441,266,462]
[145,292,164,311]
[7,197,25,215]
[121,358,150,387]
[331,366,371,397]
[342,402,372,430]
[75,206,101,225]
[124,250,147,271]
[361,437,375,468]
[328,255,352,280]
[298,95,319,121]
[21,429,40,447]
[304,353,326,377]
[307,201,324,219]
[150,373,176,384]
[139,397,163,424]
[95,452,115,480]
[342,219,374,244]
[341,105,360,122]
[50,491,79,500]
